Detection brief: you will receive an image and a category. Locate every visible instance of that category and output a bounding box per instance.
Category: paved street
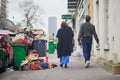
[0,52,120,80]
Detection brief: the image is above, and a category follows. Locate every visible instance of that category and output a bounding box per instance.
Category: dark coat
[56,26,74,58]
[78,22,99,43]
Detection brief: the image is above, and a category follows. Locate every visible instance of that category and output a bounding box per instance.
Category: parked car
[0,33,14,72]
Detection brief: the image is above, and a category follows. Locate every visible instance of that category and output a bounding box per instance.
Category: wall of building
[85,0,93,23]
[108,0,120,63]
[93,0,120,63]
[75,0,120,63]
[93,0,112,61]
[0,0,7,19]
[74,0,85,47]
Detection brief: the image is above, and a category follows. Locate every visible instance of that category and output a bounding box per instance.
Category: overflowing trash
[0,28,58,72]
[20,50,57,71]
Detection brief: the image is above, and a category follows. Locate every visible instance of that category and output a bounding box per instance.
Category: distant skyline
[8,0,67,33]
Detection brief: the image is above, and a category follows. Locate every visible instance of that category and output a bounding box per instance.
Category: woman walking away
[56,21,74,68]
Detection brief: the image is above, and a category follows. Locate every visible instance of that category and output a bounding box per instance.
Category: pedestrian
[65,21,75,49]
[56,21,74,68]
[78,15,99,68]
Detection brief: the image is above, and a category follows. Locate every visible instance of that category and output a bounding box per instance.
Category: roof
[0,18,17,31]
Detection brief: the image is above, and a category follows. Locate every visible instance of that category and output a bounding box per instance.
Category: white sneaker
[85,61,90,68]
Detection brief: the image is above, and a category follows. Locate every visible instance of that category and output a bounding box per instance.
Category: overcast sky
[8,0,67,32]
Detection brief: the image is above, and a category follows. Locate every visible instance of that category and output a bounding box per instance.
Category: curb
[97,57,120,74]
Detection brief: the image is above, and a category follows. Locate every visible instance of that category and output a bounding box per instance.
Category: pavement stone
[0,52,120,80]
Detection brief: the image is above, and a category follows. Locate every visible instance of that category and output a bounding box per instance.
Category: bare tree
[19,0,44,27]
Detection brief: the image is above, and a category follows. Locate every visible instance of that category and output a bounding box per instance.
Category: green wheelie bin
[0,49,7,72]
[48,40,55,54]
[12,43,27,70]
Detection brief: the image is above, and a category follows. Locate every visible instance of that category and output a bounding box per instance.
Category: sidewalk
[0,51,120,80]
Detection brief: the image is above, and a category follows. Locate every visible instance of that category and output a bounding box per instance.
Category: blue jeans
[82,40,92,63]
[60,56,69,64]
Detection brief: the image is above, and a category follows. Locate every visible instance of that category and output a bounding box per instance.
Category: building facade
[74,0,120,63]
[93,0,120,63]
[48,17,57,40]
[0,0,8,19]
[68,0,78,13]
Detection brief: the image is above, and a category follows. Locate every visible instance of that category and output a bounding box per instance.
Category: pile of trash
[20,50,57,71]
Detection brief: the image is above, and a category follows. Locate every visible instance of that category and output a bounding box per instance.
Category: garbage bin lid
[32,50,37,53]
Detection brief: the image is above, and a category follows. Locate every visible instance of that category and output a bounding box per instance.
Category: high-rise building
[48,17,57,39]
[0,0,8,19]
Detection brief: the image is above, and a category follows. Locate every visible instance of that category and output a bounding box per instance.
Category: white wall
[76,0,120,63]
[93,0,100,57]
[98,0,106,57]
[108,0,120,63]
[93,0,120,63]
